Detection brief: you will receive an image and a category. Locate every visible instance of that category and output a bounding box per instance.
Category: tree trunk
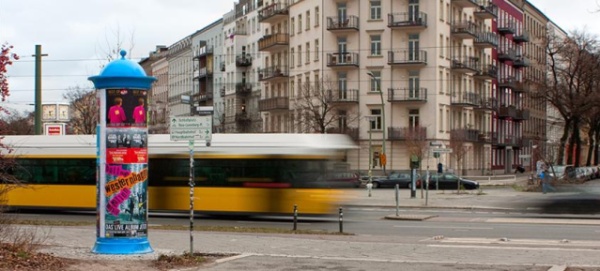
[558,119,571,165]
[586,128,595,166]
[574,118,582,167]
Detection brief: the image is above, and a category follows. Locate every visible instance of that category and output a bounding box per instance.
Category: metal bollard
[338,207,343,233]
[395,184,399,216]
[293,204,298,231]
[366,182,373,197]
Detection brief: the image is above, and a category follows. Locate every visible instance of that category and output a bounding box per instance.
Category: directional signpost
[170,116,212,142]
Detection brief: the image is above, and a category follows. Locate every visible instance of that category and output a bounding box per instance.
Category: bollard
[425,175,430,206]
[338,207,343,233]
[395,184,399,216]
[366,182,373,197]
[293,204,298,231]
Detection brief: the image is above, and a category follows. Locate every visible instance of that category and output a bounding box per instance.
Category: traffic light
[379,153,387,167]
[410,155,420,169]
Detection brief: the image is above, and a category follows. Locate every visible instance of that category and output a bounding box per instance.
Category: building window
[314,39,319,61]
[290,48,295,67]
[439,34,444,58]
[306,11,310,30]
[290,79,295,97]
[306,42,310,63]
[409,109,420,128]
[370,109,382,130]
[439,108,443,131]
[297,45,302,67]
[370,35,381,56]
[315,7,320,27]
[370,1,381,20]
[369,70,381,92]
[297,77,302,96]
[291,18,295,36]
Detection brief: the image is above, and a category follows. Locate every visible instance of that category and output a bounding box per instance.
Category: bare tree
[449,129,473,193]
[96,24,136,68]
[292,79,360,135]
[404,126,429,168]
[0,109,33,135]
[63,86,98,134]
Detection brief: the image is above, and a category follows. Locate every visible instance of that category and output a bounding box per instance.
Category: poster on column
[106,128,148,164]
[104,163,148,238]
[105,88,148,128]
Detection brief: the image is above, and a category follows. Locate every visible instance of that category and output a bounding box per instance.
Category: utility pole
[33,45,48,135]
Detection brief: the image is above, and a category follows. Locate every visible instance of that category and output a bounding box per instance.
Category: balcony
[235,112,252,123]
[452,0,479,8]
[387,12,427,30]
[220,62,225,72]
[326,127,359,141]
[492,134,523,148]
[387,50,427,67]
[514,109,530,121]
[236,54,252,67]
[258,2,289,23]
[219,87,225,97]
[235,82,252,96]
[474,32,498,48]
[388,126,427,141]
[474,97,497,111]
[498,77,526,93]
[451,92,480,107]
[497,105,517,119]
[193,67,213,79]
[451,57,480,74]
[451,21,478,40]
[473,64,497,80]
[258,66,288,81]
[326,89,359,103]
[478,131,493,144]
[474,2,498,19]
[258,33,289,51]
[326,16,359,32]
[258,97,289,111]
[513,31,530,43]
[450,129,480,143]
[194,46,213,59]
[387,88,428,103]
[196,91,214,103]
[497,48,516,62]
[498,21,516,35]
[513,56,531,68]
[326,52,359,68]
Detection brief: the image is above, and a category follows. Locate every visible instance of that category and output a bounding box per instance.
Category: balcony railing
[387,50,427,66]
[474,1,498,19]
[498,48,517,62]
[474,97,497,111]
[450,129,480,142]
[473,64,497,79]
[514,109,530,121]
[387,88,428,102]
[452,0,479,8]
[258,33,289,51]
[258,2,289,23]
[220,62,225,72]
[451,21,478,39]
[326,16,359,31]
[326,89,359,103]
[478,131,493,144]
[451,57,480,74]
[388,126,427,141]
[387,12,427,29]
[474,32,498,48]
[326,127,359,140]
[492,134,523,147]
[258,66,289,81]
[513,30,530,43]
[235,82,253,95]
[498,105,517,119]
[193,67,213,79]
[451,92,480,107]
[327,52,359,67]
[219,87,225,97]
[513,56,530,68]
[258,97,289,111]
[236,54,253,67]
[498,77,525,92]
[498,21,516,35]
[196,91,213,102]
[194,46,213,59]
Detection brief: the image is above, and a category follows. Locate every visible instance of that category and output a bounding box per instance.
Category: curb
[344,204,517,212]
[384,214,438,221]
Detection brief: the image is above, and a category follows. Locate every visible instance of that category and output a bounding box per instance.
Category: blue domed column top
[89,50,155,255]
[89,50,156,89]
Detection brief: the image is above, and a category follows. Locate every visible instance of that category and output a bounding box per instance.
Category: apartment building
[145,0,571,175]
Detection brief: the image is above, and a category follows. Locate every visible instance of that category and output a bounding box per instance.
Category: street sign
[170,116,212,142]
[431,148,453,153]
[519,154,531,159]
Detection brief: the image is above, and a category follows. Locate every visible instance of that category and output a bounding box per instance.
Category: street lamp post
[367,72,386,175]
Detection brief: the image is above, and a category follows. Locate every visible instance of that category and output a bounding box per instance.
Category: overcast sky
[0,0,598,114]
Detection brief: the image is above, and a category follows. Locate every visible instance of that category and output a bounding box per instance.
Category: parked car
[318,172,361,188]
[371,171,421,189]
[421,173,480,190]
[547,165,576,181]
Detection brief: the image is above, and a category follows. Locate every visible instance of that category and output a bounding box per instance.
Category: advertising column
[89,50,155,254]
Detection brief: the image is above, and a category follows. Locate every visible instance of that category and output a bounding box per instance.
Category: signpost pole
[188,140,194,254]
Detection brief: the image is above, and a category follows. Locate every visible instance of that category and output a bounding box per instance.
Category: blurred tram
[1,133,357,215]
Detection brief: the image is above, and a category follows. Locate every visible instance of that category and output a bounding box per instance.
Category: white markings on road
[429,244,600,252]
[393,225,494,230]
[486,218,600,225]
